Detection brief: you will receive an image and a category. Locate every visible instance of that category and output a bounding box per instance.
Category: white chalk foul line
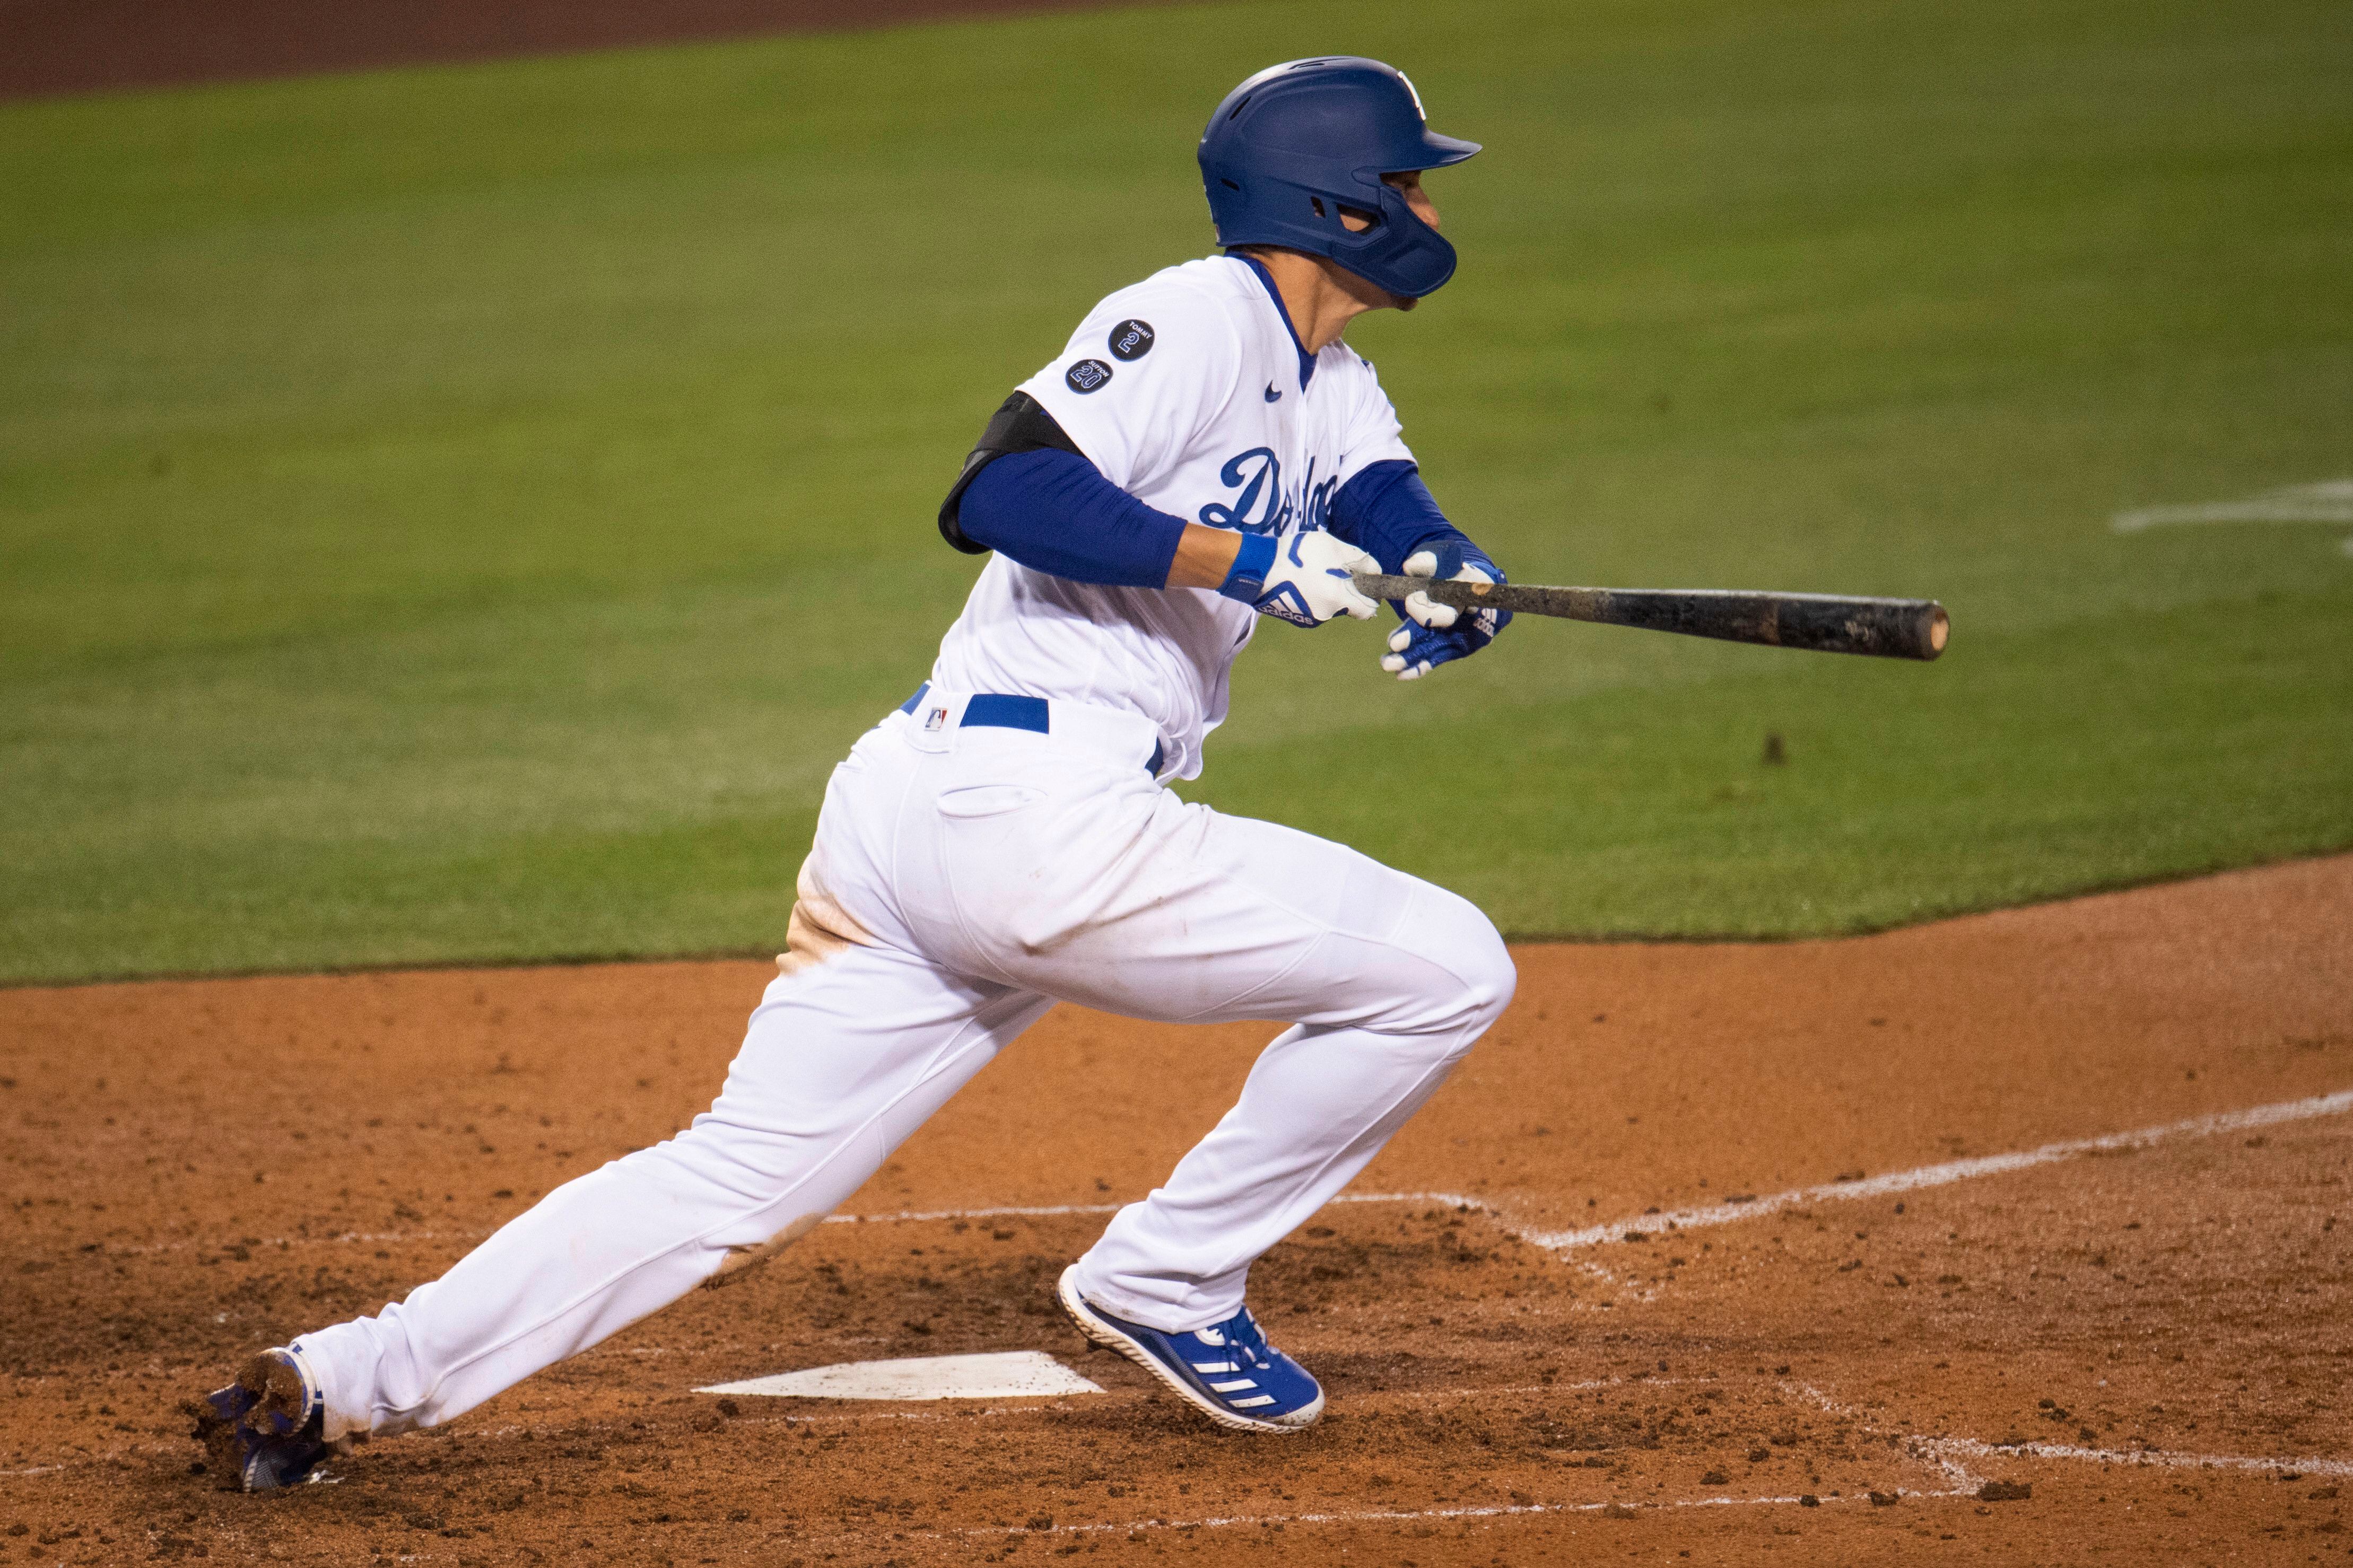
[1528,1088,2353,1251]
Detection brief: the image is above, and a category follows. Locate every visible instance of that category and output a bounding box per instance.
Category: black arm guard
[937,391,1084,554]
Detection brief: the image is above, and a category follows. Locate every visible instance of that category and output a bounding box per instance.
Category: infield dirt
[5,856,2351,1563]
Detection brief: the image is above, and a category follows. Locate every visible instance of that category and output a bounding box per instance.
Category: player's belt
[896,682,1165,777]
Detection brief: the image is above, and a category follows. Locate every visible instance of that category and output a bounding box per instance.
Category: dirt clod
[1977,1482,2033,1503]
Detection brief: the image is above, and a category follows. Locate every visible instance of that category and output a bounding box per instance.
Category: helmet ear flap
[1365,176,1458,295]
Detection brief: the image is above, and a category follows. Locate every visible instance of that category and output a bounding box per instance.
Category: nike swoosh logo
[1263,383,1282,402]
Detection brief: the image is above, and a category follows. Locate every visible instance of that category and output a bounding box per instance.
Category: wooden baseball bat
[1352,573,1949,661]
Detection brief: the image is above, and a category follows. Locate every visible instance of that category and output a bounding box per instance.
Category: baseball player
[192,56,1517,1490]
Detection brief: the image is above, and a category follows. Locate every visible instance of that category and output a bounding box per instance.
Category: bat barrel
[1749,592,1949,660]
[1564,588,1950,660]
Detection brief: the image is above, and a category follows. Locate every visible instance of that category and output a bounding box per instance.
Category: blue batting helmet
[1198,57,1480,299]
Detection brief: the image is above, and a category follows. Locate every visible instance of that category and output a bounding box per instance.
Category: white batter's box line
[828,1190,1487,1226]
[2111,479,2353,531]
[1523,1088,2353,1252]
[689,1381,1988,1541]
[701,1377,1638,1427]
[825,1202,1118,1224]
[1791,1378,2353,1488]
[91,1194,1488,1259]
[910,1485,1978,1546]
[1788,1381,1985,1492]
[95,1228,496,1256]
[1922,1435,2353,1481]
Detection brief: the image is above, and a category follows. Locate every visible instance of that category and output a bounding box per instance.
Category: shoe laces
[1206,1306,1274,1373]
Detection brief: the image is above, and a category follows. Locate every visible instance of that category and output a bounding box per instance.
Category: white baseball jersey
[928,255,1416,780]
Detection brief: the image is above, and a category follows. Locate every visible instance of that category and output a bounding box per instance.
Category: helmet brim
[1395,129,1480,172]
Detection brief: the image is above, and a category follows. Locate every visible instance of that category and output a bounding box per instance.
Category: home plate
[696,1350,1105,1402]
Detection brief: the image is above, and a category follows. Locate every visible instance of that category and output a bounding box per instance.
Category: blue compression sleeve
[1327,459,1479,574]
[956,448,1188,589]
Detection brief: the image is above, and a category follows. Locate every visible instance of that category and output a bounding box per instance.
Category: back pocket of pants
[935,783,1048,820]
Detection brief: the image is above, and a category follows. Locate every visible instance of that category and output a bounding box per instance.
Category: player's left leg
[308,945,1048,1439]
[221,943,1048,1471]
[1044,818,1512,1433]
[1018,807,1515,1332]
[886,722,1514,1426]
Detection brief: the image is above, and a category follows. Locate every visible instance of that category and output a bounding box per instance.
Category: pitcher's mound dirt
[3,855,2349,1563]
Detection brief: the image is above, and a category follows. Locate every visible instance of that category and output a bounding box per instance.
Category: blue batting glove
[1381,544,1511,680]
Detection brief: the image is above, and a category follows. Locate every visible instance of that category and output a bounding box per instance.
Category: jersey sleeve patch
[1108,319,1156,361]
[1017,270,1244,493]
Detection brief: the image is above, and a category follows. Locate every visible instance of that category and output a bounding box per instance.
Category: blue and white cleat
[186,1346,332,1492]
[1056,1265,1324,1433]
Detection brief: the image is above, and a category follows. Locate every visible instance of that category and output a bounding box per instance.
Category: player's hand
[1229,529,1381,628]
[1381,545,1512,679]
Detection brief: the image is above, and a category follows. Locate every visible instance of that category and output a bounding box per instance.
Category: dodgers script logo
[1197,449,1341,537]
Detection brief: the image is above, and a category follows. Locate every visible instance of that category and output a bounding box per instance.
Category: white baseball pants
[297,690,1514,1438]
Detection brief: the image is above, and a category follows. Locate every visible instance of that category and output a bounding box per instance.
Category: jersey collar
[1231,252,1317,393]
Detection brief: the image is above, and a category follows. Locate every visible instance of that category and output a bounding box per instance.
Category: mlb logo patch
[923,706,949,732]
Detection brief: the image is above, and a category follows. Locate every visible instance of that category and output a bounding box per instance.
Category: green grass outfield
[4,0,2350,983]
